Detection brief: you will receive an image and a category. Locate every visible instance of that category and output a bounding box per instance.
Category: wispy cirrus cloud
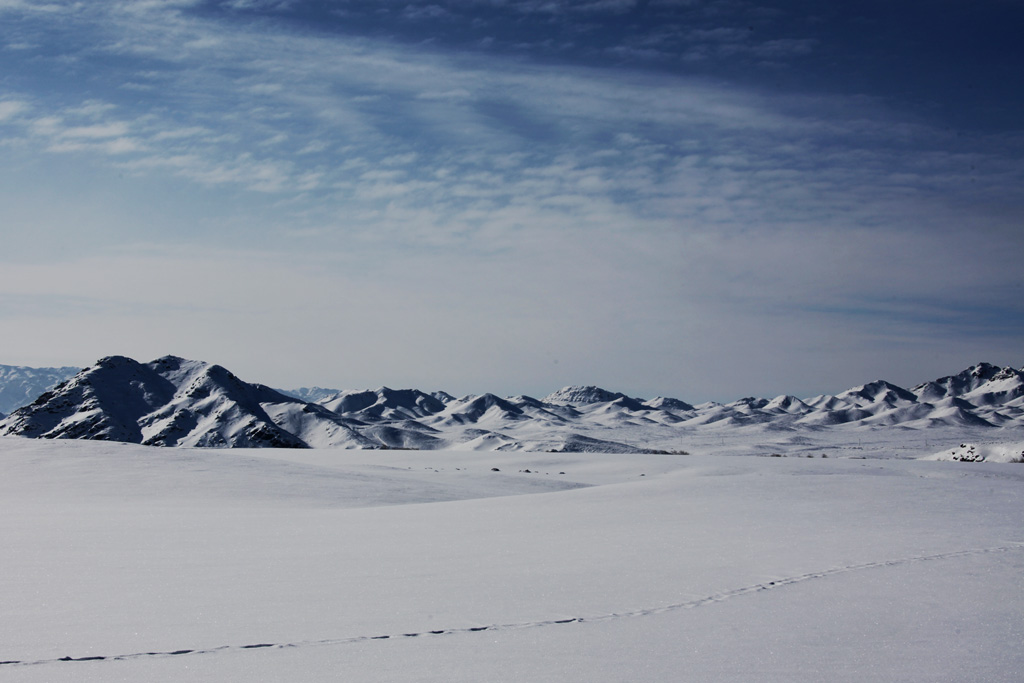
[0,0,66,12]
[0,98,29,121]
[3,3,1018,247]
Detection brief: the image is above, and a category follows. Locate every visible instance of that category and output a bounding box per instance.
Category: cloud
[116,151,296,192]
[221,0,296,10]
[63,100,118,117]
[151,125,210,140]
[0,0,65,12]
[4,6,1018,242]
[401,4,452,21]
[675,23,817,63]
[475,0,640,14]
[0,98,29,121]
[47,136,145,154]
[60,121,132,138]
[9,104,147,156]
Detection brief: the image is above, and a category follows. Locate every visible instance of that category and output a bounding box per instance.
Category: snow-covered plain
[2,434,1022,682]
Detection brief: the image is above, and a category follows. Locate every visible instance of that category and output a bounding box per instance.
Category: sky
[1,0,1022,402]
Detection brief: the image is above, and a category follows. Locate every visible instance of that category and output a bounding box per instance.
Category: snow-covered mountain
[0,356,662,451]
[544,385,632,405]
[0,364,79,415]
[321,387,448,421]
[2,357,1023,451]
[0,356,371,449]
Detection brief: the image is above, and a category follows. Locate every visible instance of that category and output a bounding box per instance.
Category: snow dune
[2,437,1022,682]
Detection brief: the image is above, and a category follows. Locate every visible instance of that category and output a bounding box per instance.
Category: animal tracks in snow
[4,543,1021,669]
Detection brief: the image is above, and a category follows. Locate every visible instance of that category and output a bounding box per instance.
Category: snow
[924,440,1024,463]
[2,436,1022,681]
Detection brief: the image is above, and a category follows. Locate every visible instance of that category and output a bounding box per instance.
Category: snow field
[1,438,1022,681]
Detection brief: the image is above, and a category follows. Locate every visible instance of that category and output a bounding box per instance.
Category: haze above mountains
[1,356,1022,454]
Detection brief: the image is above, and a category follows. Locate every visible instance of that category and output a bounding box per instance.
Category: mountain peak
[543,386,630,405]
[836,380,917,406]
[0,356,314,448]
[969,362,1001,379]
[643,396,695,412]
[148,354,193,371]
[912,362,1018,401]
[95,355,137,368]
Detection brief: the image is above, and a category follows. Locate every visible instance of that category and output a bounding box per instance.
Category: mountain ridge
[2,357,1023,451]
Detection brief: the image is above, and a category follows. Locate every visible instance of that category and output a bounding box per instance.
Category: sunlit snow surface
[2,435,1023,682]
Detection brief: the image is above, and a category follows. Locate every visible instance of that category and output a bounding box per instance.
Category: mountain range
[1,355,1023,452]
[0,364,80,416]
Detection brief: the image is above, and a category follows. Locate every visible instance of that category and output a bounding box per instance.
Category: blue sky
[1,0,1022,401]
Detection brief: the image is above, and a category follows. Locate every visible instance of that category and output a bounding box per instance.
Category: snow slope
[1,437,1021,682]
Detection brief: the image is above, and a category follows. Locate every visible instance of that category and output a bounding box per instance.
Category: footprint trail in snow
[3,543,1021,668]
